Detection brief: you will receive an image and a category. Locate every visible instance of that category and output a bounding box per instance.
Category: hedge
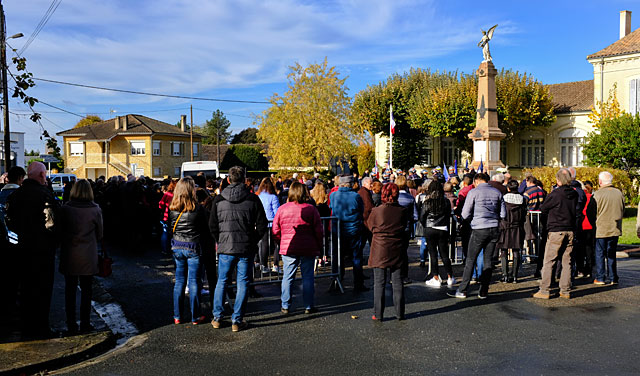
[523,166,635,202]
[220,145,269,171]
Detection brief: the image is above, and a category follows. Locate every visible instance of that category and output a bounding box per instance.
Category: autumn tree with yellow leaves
[588,83,624,126]
[257,58,355,170]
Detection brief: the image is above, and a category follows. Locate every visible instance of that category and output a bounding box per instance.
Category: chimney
[180,115,187,132]
[122,115,128,131]
[620,10,632,39]
[115,116,121,130]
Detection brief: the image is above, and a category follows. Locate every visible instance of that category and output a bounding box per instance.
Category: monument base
[470,139,504,175]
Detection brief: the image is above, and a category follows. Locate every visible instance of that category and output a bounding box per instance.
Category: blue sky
[5,0,640,152]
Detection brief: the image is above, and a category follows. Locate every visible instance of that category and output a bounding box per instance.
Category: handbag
[97,247,113,277]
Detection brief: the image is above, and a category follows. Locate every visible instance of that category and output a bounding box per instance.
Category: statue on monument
[477,24,498,62]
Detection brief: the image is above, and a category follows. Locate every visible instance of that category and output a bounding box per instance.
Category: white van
[180,161,219,179]
[49,173,77,195]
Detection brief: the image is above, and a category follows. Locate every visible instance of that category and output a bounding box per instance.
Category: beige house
[375,10,639,171]
[57,114,202,179]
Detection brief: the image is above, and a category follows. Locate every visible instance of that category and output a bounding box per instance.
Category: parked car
[50,173,77,195]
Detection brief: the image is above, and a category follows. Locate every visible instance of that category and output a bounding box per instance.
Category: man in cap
[329,175,367,292]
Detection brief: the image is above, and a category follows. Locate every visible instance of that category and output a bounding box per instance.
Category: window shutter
[635,79,640,116]
[630,80,637,115]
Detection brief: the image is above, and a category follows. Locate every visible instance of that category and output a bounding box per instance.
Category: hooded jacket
[540,185,578,232]
[209,183,268,256]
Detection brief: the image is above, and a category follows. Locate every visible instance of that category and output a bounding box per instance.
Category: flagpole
[389,105,393,170]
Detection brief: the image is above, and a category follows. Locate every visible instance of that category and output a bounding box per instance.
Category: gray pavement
[51,244,640,376]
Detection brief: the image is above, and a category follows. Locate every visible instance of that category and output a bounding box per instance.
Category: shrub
[220,145,269,171]
[523,166,635,202]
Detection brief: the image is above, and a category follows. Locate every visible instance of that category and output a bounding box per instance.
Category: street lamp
[1,0,24,172]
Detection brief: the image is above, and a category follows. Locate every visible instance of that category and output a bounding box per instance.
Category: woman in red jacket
[158,179,177,255]
[366,183,409,321]
[273,182,323,314]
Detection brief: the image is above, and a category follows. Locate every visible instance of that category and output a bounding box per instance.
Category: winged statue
[478,24,498,62]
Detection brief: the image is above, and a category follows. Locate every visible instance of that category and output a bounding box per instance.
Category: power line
[33,77,271,104]
[19,0,62,55]
[37,100,84,118]
[192,107,255,119]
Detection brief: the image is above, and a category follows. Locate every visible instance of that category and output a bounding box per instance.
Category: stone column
[468,60,505,174]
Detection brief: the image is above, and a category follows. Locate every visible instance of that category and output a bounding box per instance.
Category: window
[174,167,181,176]
[172,142,184,156]
[558,128,586,167]
[520,139,545,167]
[500,143,507,163]
[153,141,161,156]
[131,141,146,155]
[441,139,459,167]
[560,138,584,167]
[153,167,162,176]
[192,142,199,156]
[69,142,84,156]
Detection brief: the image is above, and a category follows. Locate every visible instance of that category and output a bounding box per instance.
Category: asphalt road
[56,245,640,376]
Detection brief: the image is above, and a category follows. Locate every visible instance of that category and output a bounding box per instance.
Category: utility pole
[190,104,193,161]
[1,1,10,172]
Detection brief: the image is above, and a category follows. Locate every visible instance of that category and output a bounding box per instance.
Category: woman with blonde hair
[169,177,208,325]
[59,179,103,333]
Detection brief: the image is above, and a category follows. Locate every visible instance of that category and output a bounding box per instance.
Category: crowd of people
[0,160,628,337]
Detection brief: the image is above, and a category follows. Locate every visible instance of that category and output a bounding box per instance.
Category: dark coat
[169,204,209,247]
[209,183,268,256]
[498,193,527,249]
[540,185,578,232]
[371,192,382,207]
[59,200,103,276]
[6,178,59,251]
[357,187,374,224]
[366,203,409,269]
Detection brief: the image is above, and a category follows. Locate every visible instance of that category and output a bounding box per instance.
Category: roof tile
[587,28,640,59]
[547,80,593,114]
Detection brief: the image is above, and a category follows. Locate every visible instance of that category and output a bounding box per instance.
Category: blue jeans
[473,250,484,279]
[173,248,201,322]
[213,254,250,323]
[281,255,315,310]
[595,237,619,283]
[160,221,171,254]
[419,237,427,262]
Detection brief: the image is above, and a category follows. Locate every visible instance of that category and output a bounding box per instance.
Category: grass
[620,215,640,245]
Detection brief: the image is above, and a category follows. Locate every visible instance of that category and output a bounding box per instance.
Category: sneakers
[447,276,456,287]
[232,321,248,332]
[477,291,488,300]
[211,318,221,329]
[372,315,381,321]
[533,292,550,299]
[447,290,467,299]
[174,318,181,325]
[559,292,571,299]
[425,276,442,288]
[192,316,206,325]
[281,307,289,315]
[304,307,318,314]
[593,279,606,285]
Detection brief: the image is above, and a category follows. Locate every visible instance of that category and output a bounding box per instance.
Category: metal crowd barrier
[248,216,344,293]
[425,213,464,275]
[523,210,542,261]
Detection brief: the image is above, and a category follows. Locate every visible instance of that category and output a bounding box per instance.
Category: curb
[0,330,116,376]
[617,245,640,258]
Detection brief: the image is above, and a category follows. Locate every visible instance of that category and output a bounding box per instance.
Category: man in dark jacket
[449,173,505,299]
[209,166,268,332]
[6,162,59,338]
[534,168,578,299]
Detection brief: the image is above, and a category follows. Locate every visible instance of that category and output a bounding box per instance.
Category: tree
[220,145,269,171]
[231,127,259,144]
[74,115,103,128]
[257,58,354,170]
[199,110,232,145]
[583,113,640,174]
[588,83,624,126]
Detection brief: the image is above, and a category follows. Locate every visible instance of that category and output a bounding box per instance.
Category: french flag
[390,105,396,135]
